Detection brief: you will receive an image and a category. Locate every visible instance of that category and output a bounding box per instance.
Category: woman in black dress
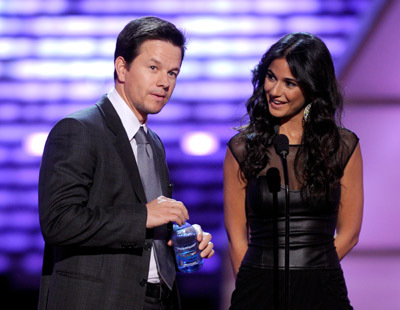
[223,32,363,309]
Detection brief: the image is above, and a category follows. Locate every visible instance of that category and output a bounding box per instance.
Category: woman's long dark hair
[241,32,344,204]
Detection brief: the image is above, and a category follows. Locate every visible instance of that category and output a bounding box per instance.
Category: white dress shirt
[107,87,160,283]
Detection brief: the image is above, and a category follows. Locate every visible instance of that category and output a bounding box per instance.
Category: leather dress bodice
[242,176,341,269]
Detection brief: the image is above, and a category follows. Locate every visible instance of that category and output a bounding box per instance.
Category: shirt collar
[107,87,147,141]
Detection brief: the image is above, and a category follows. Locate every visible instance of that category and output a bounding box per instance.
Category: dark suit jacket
[38,96,177,309]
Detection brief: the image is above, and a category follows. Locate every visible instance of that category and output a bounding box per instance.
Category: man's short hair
[113,16,186,81]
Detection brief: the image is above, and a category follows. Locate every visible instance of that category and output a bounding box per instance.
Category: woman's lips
[269,97,287,107]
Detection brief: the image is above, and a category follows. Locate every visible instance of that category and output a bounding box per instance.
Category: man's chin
[147,103,167,115]
[147,108,163,115]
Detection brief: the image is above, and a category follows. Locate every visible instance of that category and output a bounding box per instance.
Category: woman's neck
[279,118,303,145]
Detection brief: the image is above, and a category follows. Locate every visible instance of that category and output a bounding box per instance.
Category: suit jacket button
[140,279,147,287]
[144,242,151,251]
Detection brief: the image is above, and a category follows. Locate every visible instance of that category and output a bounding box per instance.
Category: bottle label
[174,243,196,251]
[182,261,199,267]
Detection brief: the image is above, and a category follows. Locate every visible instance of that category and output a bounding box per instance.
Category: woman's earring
[303,104,311,125]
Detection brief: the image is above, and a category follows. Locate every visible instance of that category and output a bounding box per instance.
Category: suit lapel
[95,96,147,203]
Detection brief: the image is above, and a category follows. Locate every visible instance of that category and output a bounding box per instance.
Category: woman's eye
[150,66,156,70]
[266,73,275,80]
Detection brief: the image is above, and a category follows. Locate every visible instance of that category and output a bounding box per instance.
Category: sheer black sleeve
[227,132,247,165]
[338,128,359,171]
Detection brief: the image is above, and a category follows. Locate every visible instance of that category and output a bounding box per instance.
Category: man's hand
[146,196,189,228]
[167,224,215,258]
[193,224,215,258]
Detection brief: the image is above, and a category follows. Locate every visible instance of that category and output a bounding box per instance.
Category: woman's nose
[268,81,283,97]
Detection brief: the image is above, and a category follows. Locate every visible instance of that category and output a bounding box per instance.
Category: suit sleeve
[39,117,147,250]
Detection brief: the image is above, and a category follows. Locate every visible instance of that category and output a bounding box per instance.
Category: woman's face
[264,58,305,124]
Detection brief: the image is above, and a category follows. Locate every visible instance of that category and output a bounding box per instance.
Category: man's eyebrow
[149,58,161,65]
[149,58,180,72]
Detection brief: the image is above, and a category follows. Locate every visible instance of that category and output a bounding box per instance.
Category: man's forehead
[138,40,182,59]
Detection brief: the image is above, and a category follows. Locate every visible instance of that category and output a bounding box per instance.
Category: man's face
[116,40,182,123]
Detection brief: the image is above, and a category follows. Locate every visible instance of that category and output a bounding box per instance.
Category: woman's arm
[223,147,248,277]
[335,143,364,260]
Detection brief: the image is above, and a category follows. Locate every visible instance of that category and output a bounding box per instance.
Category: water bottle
[171,221,204,273]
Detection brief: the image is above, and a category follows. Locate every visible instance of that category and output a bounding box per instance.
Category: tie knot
[134,127,148,144]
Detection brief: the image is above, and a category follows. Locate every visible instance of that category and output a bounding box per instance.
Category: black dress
[228,128,359,310]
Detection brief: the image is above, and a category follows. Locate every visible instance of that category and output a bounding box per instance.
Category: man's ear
[115,56,127,83]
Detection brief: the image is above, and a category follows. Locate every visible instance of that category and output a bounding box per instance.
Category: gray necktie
[134,127,175,290]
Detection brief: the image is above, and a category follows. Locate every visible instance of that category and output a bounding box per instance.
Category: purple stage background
[1,0,399,309]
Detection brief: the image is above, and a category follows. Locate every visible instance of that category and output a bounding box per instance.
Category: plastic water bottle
[171,221,204,273]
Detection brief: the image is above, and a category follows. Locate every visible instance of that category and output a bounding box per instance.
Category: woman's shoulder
[228,131,246,146]
[338,127,359,148]
[338,127,358,140]
[227,131,247,164]
[337,127,359,169]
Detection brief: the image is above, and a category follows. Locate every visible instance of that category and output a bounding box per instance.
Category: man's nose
[157,72,170,88]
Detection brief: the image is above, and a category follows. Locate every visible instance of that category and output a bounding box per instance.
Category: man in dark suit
[38,16,214,310]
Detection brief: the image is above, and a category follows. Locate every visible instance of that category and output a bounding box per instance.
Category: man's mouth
[151,93,166,99]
